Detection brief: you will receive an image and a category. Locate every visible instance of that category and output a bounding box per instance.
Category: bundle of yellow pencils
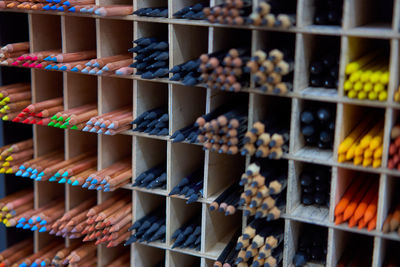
[337,118,383,168]
[0,83,31,121]
[0,139,34,174]
[344,52,389,101]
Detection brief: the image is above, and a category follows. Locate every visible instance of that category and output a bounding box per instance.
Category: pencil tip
[89,128,97,133]
[97,129,103,134]
[31,225,38,231]
[39,227,46,232]
[44,65,52,70]
[30,174,37,179]
[58,178,67,183]
[93,63,100,68]
[57,6,64,11]
[16,170,23,176]
[39,171,45,176]
[71,67,78,72]
[68,6,76,12]
[16,223,23,228]
[59,66,67,71]
[72,180,79,186]
[49,177,57,182]
[39,220,47,225]
[44,56,52,61]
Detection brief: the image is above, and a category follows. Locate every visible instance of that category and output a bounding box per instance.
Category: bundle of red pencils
[0,83,31,121]
[83,106,132,135]
[0,189,33,227]
[14,97,63,125]
[79,54,132,75]
[334,177,378,231]
[388,124,400,170]
[0,238,33,267]
[0,139,33,174]
[382,200,400,236]
[82,194,132,248]
[0,42,29,66]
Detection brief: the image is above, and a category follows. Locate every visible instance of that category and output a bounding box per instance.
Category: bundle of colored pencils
[203,0,252,25]
[382,200,400,236]
[170,217,201,250]
[388,124,400,170]
[334,177,378,231]
[82,194,131,247]
[132,162,166,190]
[234,219,283,267]
[239,162,287,220]
[15,150,63,179]
[51,243,97,267]
[0,139,33,174]
[245,48,293,94]
[168,58,201,86]
[0,42,29,65]
[337,118,383,168]
[248,0,296,28]
[169,168,204,204]
[309,49,340,89]
[81,158,131,191]
[83,106,132,135]
[124,211,166,245]
[133,6,168,17]
[0,83,31,121]
[240,118,289,159]
[292,225,327,266]
[13,97,63,125]
[209,183,242,216]
[0,189,33,227]
[80,54,132,75]
[129,37,169,79]
[213,230,240,267]
[344,52,389,101]
[131,107,169,136]
[173,3,207,20]
[196,105,248,155]
[0,238,33,267]
[198,48,250,92]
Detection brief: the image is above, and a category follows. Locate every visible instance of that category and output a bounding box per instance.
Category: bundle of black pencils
[300,165,330,207]
[292,225,327,267]
[241,118,289,159]
[245,48,293,94]
[247,0,296,28]
[313,0,343,25]
[198,48,250,92]
[196,105,248,155]
[309,49,340,89]
[203,0,252,25]
[300,104,335,149]
[171,217,201,251]
[169,168,204,204]
[170,123,200,143]
[169,59,201,86]
[173,3,207,20]
[213,229,241,267]
[209,183,242,216]
[129,37,169,79]
[125,210,166,246]
[131,107,169,136]
[235,219,284,267]
[133,7,168,17]
[239,161,287,221]
[132,163,166,190]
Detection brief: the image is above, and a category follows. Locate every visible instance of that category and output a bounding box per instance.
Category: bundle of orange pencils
[334,177,378,231]
[83,106,132,135]
[14,97,63,125]
[0,189,33,227]
[388,124,400,170]
[0,238,33,267]
[0,83,31,121]
[0,139,33,174]
[382,200,400,236]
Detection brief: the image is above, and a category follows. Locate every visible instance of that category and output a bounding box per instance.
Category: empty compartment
[345,0,394,30]
[134,137,167,193]
[169,251,200,267]
[381,239,400,266]
[337,104,385,168]
[297,34,340,95]
[136,21,168,44]
[305,0,343,27]
[132,243,165,267]
[33,70,63,103]
[381,176,400,238]
[335,168,380,232]
[212,28,251,53]
[65,73,97,109]
[98,20,133,58]
[99,134,132,170]
[101,76,133,113]
[63,16,96,53]
[290,162,331,224]
[30,14,61,52]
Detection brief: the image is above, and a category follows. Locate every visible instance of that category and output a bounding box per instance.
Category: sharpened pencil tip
[58,178,67,183]
[72,180,79,186]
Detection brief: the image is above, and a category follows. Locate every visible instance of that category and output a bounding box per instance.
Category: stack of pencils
[82,194,131,248]
[47,198,96,239]
[0,139,33,174]
[14,97,63,125]
[169,59,201,86]
[213,230,240,267]
[196,105,248,154]
[0,42,29,65]
[42,0,95,12]
[247,0,296,28]
[292,225,327,266]
[80,54,132,75]
[309,50,340,89]
[173,3,207,20]
[245,48,293,94]
[301,105,335,149]
[169,169,204,204]
[83,106,132,135]
[334,177,378,231]
[56,243,97,266]
[170,217,201,250]
[300,165,330,207]
[198,48,250,92]
[125,211,166,245]
[387,124,400,170]
[239,162,287,220]
[313,0,343,25]
[15,150,63,179]
[337,118,383,168]
[132,162,166,190]
[382,200,400,236]
[133,7,168,17]
[130,37,169,79]
[0,83,31,122]
[234,219,283,267]
[209,183,242,216]
[241,118,289,159]
[344,51,389,101]
[170,122,200,143]
[203,0,252,25]
[0,189,33,227]
[0,238,33,267]
[81,158,131,191]
[131,107,169,136]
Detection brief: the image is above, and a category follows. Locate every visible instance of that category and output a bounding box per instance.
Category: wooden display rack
[1,0,400,266]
